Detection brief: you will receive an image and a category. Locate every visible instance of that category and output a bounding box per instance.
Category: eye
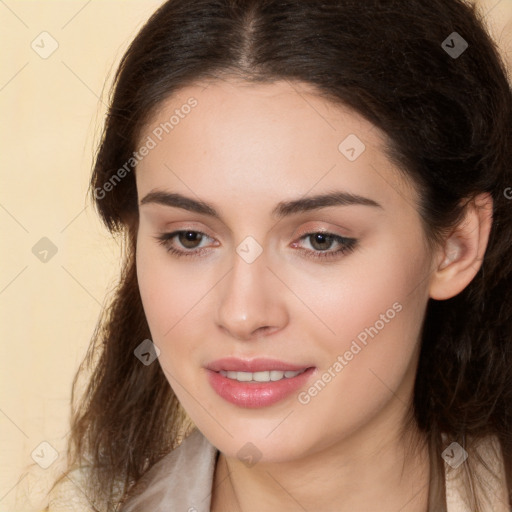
[292,232,357,260]
[154,229,358,261]
[155,230,215,258]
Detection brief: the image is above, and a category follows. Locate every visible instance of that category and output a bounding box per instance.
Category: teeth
[270,370,285,381]
[219,369,307,382]
[253,371,271,382]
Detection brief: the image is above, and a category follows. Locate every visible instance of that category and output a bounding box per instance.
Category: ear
[429,192,493,301]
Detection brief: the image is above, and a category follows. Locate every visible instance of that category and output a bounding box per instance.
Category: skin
[134,78,492,512]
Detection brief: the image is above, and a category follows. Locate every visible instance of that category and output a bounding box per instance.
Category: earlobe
[429,193,493,301]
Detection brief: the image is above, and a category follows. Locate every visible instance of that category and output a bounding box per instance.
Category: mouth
[218,368,308,382]
[206,357,316,408]
[206,356,311,373]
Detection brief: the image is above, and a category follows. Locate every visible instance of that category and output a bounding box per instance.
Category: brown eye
[177,231,204,249]
[293,232,358,261]
[308,233,336,251]
[155,230,214,258]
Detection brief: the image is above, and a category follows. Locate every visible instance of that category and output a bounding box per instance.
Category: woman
[45,0,512,510]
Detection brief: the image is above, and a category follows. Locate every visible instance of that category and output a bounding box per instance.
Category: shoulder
[19,429,216,512]
[445,434,509,512]
[21,464,102,512]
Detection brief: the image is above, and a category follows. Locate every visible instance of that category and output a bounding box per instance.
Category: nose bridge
[215,241,287,339]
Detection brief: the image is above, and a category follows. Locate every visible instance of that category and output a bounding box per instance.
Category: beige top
[34,428,509,511]
[109,429,507,512]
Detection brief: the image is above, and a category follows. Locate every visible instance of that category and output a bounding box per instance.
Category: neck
[211,423,431,512]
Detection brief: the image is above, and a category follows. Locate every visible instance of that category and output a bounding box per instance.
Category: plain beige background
[0,1,510,510]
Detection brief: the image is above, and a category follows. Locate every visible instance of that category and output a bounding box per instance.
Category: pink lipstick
[206,357,315,408]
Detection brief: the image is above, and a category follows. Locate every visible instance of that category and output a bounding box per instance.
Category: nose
[214,247,289,341]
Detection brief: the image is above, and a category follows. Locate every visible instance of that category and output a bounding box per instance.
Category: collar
[120,428,218,512]
[120,428,509,512]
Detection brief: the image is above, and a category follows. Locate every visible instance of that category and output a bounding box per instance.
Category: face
[135,78,435,464]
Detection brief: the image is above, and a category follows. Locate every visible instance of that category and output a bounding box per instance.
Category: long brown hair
[49,0,512,510]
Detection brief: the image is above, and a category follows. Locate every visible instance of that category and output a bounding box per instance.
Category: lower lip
[206,367,316,408]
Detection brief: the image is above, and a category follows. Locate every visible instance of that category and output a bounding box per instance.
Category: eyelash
[155,230,357,261]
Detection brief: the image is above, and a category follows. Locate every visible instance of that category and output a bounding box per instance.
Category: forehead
[135,78,418,215]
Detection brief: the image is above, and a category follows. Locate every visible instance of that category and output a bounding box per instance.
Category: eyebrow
[139,190,382,219]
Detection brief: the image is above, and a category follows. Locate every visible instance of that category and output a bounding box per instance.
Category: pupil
[312,233,332,251]
[181,231,201,248]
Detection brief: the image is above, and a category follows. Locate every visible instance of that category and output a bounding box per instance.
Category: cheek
[302,241,428,394]
[136,237,180,331]
[289,231,428,349]
[135,234,215,365]
[277,251,428,453]
[292,234,429,392]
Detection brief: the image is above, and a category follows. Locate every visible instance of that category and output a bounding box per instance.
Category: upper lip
[207,357,312,372]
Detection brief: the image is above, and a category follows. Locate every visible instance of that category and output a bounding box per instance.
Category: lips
[206,357,316,408]
[219,368,307,382]
[206,357,310,373]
